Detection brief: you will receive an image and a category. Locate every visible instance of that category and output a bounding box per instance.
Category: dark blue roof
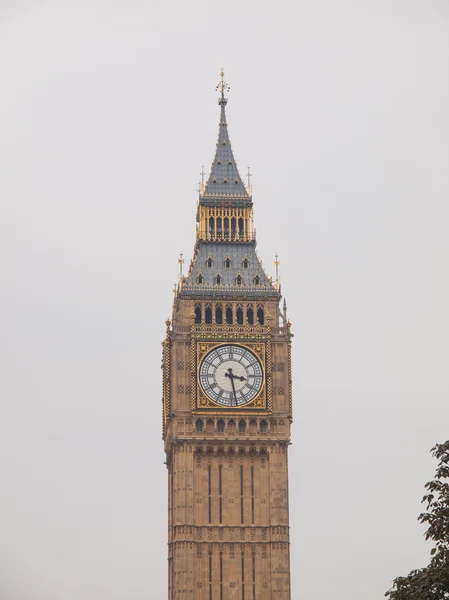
[180,243,278,299]
[201,98,251,203]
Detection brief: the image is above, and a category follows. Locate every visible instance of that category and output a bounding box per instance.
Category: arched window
[226,305,233,324]
[216,217,222,236]
[243,258,249,269]
[196,419,203,433]
[224,218,229,238]
[217,419,225,433]
[260,420,268,433]
[195,304,202,324]
[238,217,244,236]
[209,217,214,237]
[236,306,243,325]
[197,274,204,285]
[257,307,264,325]
[253,275,260,286]
[215,274,222,285]
[247,306,254,325]
[207,258,213,268]
[205,305,212,324]
[231,217,236,239]
[225,258,231,269]
[215,305,223,324]
[238,420,246,433]
[236,275,242,286]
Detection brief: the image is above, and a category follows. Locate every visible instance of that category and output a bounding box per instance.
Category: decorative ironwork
[192,340,270,414]
[216,69,230,104]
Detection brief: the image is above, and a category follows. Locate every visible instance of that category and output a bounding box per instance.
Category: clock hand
[225,369,246,383]
[225,367,238,406]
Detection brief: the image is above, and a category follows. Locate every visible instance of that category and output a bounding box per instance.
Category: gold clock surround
[191,340,272,413]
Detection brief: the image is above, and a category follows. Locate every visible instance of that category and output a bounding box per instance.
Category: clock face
[199,344,263,407]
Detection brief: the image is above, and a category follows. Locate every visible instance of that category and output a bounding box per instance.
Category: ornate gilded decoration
[161,319,171,437]
[191,340,271,413]
[162,74,293,599]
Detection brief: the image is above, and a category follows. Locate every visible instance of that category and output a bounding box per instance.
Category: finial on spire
[178,252,184,279]
[247,166,252,194]
[274,254,280,291]
[216,69,230,106]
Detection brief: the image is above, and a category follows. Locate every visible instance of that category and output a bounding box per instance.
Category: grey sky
[0,1,448,599]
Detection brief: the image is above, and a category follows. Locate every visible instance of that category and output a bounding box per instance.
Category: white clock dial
[199,344,263,407]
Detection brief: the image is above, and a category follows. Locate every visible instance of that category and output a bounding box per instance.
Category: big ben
[162,72,293,599]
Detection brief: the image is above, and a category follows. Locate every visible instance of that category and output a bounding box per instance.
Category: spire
[202,71,250,201]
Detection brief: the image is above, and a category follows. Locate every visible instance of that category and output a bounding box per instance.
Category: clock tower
[162,72,293,599]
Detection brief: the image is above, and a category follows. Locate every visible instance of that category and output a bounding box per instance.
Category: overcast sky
[1,1,448,599]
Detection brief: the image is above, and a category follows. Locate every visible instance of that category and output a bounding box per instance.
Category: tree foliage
[386,440,449,599]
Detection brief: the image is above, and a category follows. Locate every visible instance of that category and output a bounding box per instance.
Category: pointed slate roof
[180,74,279,300]
[180,242,278,299]
[202,90,250,201]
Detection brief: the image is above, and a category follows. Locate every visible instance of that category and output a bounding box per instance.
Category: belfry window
[220,554,224,599]
[226,306,233,324]
[238,217,244,236]
[205,305,212,324]
[252,552,256,599]
[236,306,243,325]
[219,464,223,524]
[209,217,214,236]
[251,465,255,524]
[197,274,204,285]
[208,466,212,524]
[257,307,264,325]
[224,218,229,237]
[247,307,254,325]
[194,304,202,324]
[216,217,222,236]
[207,258,213,268]
[240,466,244,524]
[215,305,223,324]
